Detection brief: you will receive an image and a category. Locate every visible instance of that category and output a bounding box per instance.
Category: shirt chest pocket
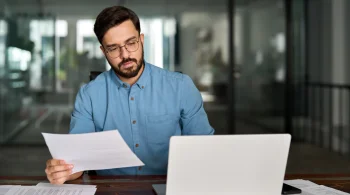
[146,114,179,144]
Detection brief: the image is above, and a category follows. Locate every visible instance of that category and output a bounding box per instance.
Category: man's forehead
[104,36,138,47]
[103,20,138,45]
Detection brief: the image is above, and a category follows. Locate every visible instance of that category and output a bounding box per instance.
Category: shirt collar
[135,62,151,89]
[110,61,151,89]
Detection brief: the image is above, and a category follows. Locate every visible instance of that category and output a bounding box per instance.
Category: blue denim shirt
[69,62,214,175]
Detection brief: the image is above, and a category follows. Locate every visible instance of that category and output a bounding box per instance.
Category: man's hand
[45,159,74,185]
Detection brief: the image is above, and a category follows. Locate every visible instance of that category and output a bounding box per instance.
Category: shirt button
[130,97,134,101]
[138,167,142,171]
[141,86,144,89]
[123,84,127,88]
[132,120,136,124]
[135,144,139,147]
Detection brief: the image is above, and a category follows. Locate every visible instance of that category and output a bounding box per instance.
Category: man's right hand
[45,159,74,185]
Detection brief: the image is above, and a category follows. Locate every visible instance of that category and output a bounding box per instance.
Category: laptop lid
[165,134,291,195]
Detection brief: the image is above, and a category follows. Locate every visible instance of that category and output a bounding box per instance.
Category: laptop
[153,134,291,195]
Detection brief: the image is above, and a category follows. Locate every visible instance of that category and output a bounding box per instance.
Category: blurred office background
[1,0,350,176]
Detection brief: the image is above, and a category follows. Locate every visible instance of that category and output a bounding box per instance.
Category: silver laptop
[153,134,291,195]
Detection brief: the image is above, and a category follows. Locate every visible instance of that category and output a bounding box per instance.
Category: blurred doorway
[232,0,287,134]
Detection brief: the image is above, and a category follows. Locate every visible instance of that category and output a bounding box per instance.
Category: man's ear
[100,45,107,57]
[140,33,144,45]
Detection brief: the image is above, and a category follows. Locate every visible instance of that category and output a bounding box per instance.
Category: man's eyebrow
[105,36,137,48]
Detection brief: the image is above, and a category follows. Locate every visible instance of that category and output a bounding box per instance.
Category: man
[45,5,214,184]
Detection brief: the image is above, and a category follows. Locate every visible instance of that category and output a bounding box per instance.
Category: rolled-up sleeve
[69,85,95,134]
[180,74,214,135]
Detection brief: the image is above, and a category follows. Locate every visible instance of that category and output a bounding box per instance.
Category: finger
[47,169,72,182]
[50,169,72,180]
[48,164,73,174]
[51,176,68,185]
[46,159,65,167]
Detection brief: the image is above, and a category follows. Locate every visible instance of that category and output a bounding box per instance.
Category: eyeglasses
[104,37,140,58]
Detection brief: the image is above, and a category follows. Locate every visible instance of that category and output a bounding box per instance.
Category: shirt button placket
[130,87,141,176]
[130,89,140,157]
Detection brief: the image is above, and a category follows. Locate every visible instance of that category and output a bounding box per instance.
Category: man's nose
[120,46,129,58]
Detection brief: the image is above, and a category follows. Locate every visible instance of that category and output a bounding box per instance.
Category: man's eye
[127,42,136,46]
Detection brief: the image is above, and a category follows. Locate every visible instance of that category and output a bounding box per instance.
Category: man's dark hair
[94,6,141,44]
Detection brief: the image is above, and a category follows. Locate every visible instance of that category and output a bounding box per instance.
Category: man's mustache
[118,58,137,68]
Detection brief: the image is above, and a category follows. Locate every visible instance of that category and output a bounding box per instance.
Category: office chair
[89,71,103,81]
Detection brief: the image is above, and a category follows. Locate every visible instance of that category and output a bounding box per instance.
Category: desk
[1,174,350,194]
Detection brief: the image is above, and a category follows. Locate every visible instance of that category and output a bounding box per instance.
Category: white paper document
[36,182,96,188]
[4,186,96,195]
[0,186,18,195]
[302,185,350,195]
[284,179,319,189]
[42,130,144,174]
[284,179,350,195]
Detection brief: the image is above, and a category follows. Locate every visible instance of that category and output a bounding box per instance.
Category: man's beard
[110,47,144,78]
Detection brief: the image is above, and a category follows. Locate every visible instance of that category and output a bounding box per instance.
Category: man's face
[101,20,144,78]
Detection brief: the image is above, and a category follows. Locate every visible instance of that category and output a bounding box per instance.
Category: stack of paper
[1,183,97,195]
[0,186,19,195]
[285,179,350,195]
[284,179,319,189]
[36,182,96,188]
